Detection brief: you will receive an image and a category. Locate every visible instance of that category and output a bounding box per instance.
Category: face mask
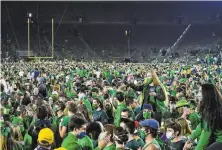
[99,132,107,141]
[166,131,174,139]
[76,131,86,139]
[143,111,152,119]
[92,104,98,110]
[78,93,85,99]
[169,104,176,113]
[139,129,148,140]
[92,92,97,98]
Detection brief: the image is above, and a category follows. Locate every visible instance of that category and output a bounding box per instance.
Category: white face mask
[169,104,176,113]
[49,99,53,106]
[78,93,85,99]
[166,131,174,139]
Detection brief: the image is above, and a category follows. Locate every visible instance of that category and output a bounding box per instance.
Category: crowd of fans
[0,59,221,150]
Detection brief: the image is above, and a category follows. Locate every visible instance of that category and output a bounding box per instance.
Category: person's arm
[145,144,160,150]
[129,83,144,91]
[59,126,67,139]
[194,129,212,150]
[59,118,68,138]
[189,124,202,140]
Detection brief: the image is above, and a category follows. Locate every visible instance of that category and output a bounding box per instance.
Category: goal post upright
[51,18,54,58]
[27,18,54,59]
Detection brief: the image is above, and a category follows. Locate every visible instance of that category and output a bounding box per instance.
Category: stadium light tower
[28,13,32,18]
[27,12,33,24]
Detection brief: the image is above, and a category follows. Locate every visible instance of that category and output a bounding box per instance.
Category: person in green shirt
[53,101,66,147]
[102,124,116,150]
[183,84,222,150]
[59,102,77,139]
[139,119,161,150]
[113,126,129,150]
[119,118,140,150]
[78,133,94,150]
[114,92,127,127]
[11,105,26,134]
[61,116,86,150]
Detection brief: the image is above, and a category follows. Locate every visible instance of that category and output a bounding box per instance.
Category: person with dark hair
[53,101,66,147]
[120,108,132,120]
[93,124,116,150]
[136,104,153,121]
[114,92,127,127]
[38,78,47,98]
[125,97,140,117]
[139,119,161,150]
[92,98,109,124]
[129,71,167,124]
[184,84,222,150]
[120,118,142,150]
[61,116,86,150]
[59,102,77,138]
[21,95,31,106]
[28,105,51,149]
[103,99,114,124]
[0,84,8,101]
[11,105,26,134]
[165,121,187,150]
[2,121,25,150]
[113,126,129,150]
[86,121,104,148]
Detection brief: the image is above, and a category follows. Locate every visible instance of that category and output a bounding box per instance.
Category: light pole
[125,29,131,58]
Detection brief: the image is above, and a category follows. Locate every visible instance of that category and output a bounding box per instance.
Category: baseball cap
[38,128,54,145]
[143,104,153,111]
[176,100,189,108]
[139,119,159,130]
[54,148,67,150]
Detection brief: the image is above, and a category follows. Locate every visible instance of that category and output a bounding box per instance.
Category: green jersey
[78,135,94,150]
[103,144,116,150]
[62,132,82,150]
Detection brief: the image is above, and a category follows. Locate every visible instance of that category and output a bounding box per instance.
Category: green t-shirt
[24,132,32,150]
[103,143,116,150]
[78,135,94,150]
[61,116,71,134]
[62,132,82,150]
[54,115,65,147]
[189,112,200,130]
[11,116,24,132]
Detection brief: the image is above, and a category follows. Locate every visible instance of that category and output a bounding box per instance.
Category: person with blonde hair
[177,118,192,136]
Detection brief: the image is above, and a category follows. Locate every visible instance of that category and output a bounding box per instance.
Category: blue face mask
[76,132,86,139]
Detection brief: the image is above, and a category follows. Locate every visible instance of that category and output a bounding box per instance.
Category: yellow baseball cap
[54,148,67,150]
[38,128,54,145]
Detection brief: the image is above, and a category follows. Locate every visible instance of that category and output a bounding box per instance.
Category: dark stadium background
[1,1,222,62]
